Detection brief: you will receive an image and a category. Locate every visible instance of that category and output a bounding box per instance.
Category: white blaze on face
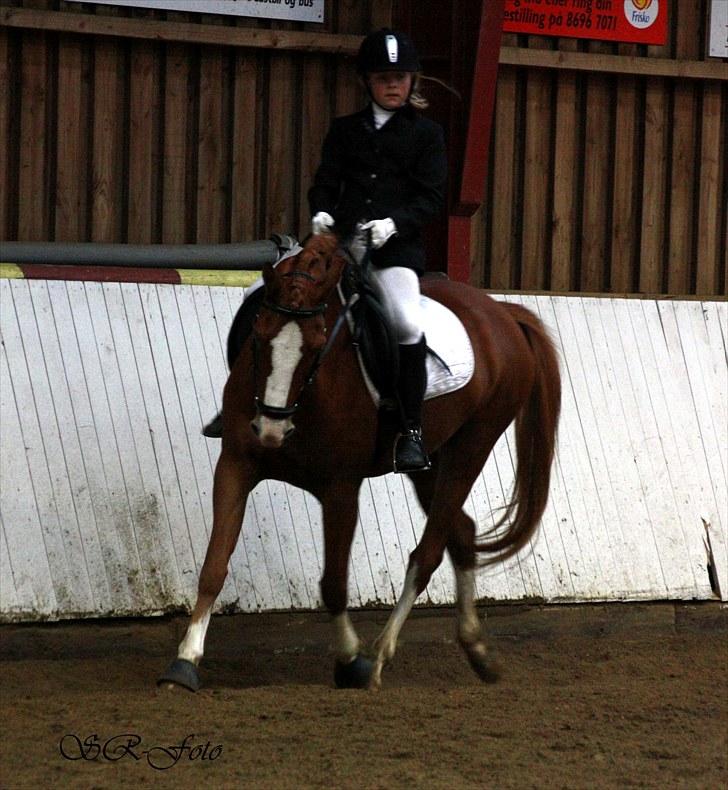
[257,322,303,446]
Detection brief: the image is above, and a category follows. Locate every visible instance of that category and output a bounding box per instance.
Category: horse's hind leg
[158,451,253,691]
[448,516,501,683]
[319,480,372,689]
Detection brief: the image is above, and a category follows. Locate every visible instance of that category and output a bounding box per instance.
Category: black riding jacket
[308,104,447,274]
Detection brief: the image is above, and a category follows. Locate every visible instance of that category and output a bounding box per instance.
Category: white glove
[311,211,335,235]
[360,218,397,249]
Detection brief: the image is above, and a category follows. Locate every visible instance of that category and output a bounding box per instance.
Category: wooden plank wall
[2,1,725,297]
[1,279,725,621]
[480,1,727,296]
[0,0,385,245]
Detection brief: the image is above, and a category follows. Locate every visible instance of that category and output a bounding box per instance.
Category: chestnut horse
[159,233,561,692]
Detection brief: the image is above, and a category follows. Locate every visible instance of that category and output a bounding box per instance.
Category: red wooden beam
[448,0,504,282]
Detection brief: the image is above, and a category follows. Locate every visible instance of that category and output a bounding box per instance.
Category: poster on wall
[503,0,668,45]
[74,0,324,24]
[709,0,728,57]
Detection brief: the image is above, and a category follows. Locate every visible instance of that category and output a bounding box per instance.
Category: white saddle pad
[341,290,475,407]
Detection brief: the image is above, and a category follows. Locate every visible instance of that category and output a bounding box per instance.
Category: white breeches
[368,266,424,345]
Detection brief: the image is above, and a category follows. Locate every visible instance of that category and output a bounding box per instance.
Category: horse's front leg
[319,480,373,689]
[159,450,255,691]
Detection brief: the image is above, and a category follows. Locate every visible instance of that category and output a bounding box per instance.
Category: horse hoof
[466,649,502,684]
[334,655,373,689]
[157,658,201,692]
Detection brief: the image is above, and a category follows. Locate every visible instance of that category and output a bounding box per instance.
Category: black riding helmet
[356,29,421,74]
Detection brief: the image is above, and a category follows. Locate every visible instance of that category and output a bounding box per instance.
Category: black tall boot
[393,336,430,473]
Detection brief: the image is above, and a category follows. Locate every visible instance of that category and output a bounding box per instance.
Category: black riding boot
[394,336,430,473]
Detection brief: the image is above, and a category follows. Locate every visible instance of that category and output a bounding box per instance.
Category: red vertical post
[447,0,505,282]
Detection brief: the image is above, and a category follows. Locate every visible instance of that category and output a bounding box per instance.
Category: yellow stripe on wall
[177,269,261,287]
[0,263,25,279]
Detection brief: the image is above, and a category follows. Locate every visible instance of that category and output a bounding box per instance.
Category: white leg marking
[178,606,212,665]
[332,612,360,663]
[370,563,420,688]
[257,322,302,446]
[455,568,482,646]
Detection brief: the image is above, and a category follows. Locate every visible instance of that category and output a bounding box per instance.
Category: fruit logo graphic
[624,0,659,29]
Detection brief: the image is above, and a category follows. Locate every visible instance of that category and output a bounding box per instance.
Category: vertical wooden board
[150,285,243,604]
[550,41,578,292]
[666,0,699,294]
[0,520,21,616]
[586,297,670,595]
[654,300,727,597]
[526,295,600,599]
[2,283,86,614]
[507,295,569,600]
[64,280,156,609]
[696,83,723,296]
[366,474,424,602]
[96,282,185,606]
[230,49,259,242]
[168,286,221,476]
[557,297,641,595]
[299,55,329,234]
[610,74,638,293]
[277,484,324,608]
[238,483,275,611]
[128,41,157,243]
[639,78,668,293]
[489,62,518,290]
[629,299,715,595]
[196,46,227,243]
[0,29,12,240]
[266,51,297,236]
[521,43,552,290]
[162,42,189,244]
[546,296,627,598]
[358,479,397,603]
[84,284,166,607]
[333,0,366,118]
[132,285,213,585]
[264,480,312,609]
[674,302,727,529]
[55,34,85,241]
[43,280,135,611]
[11,281,97,612]
[191,286,231,416]
[91,33,124,242]
[581,50,612,292]
[18,30,48,241]
[245,482,294,610]
[118,284,199,604]
[0,297,57,616]
[610,298,702,596]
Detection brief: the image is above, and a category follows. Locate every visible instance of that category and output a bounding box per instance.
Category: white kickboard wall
[1,279,726,621]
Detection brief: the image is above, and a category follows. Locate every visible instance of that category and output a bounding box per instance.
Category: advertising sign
[503,0,668,45]
[709,0,728,57]
[74,0,324,24]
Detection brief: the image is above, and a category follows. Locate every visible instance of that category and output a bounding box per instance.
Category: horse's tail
[476,304,561,565]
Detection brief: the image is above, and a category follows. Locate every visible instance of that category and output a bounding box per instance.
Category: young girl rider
[309,29,448,473]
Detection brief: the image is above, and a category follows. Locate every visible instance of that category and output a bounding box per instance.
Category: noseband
[253,270,356,421]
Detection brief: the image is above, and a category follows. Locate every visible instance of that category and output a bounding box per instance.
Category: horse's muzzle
[250,412,295,448]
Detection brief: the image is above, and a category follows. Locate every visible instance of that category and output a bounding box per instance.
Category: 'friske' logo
[624,0,659,29]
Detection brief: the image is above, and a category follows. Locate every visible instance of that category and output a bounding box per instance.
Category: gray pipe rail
[0,235,298,268]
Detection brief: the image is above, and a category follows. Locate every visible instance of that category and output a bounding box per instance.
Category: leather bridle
[252,270,357,421]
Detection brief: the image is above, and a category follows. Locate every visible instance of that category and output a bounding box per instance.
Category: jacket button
[370,173,377,179]
[365,199,372,205]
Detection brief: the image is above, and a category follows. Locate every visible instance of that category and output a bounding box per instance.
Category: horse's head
[250,233,346,447]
